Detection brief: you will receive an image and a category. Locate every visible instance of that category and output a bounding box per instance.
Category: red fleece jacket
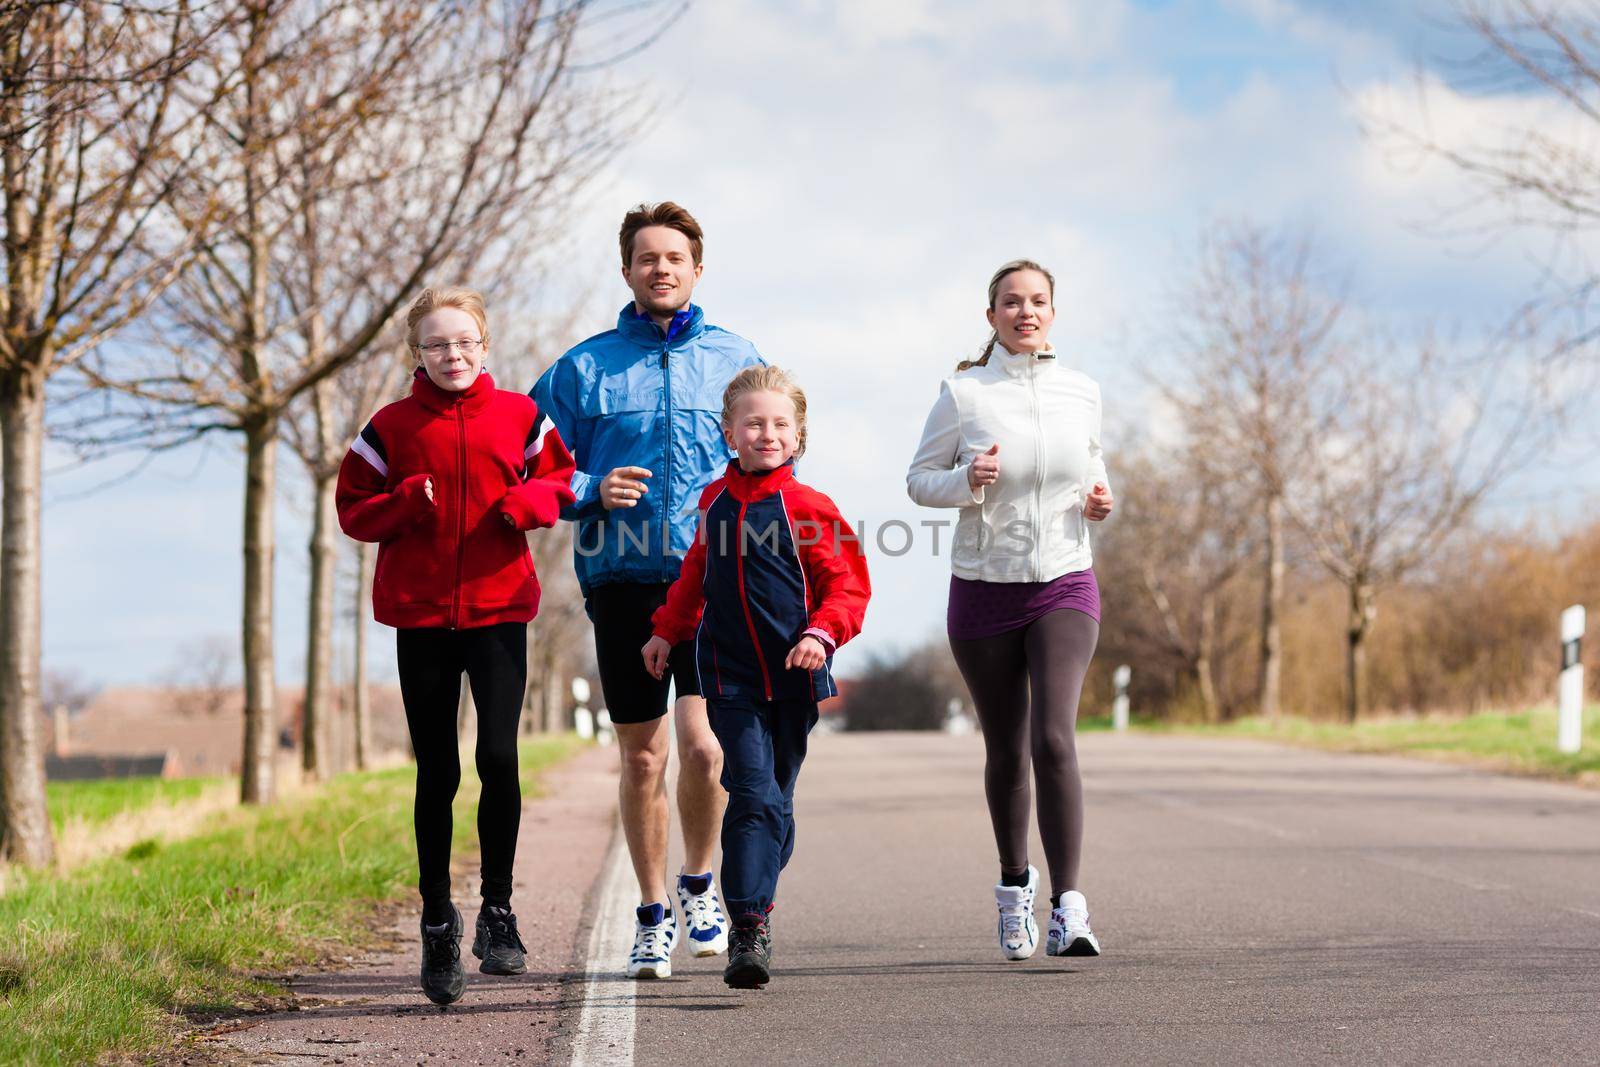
[336,368,575,629]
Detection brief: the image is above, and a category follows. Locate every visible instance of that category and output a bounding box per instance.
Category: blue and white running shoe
[994,866,1039,961]
[676,872,730,958]
[627,902,678,979]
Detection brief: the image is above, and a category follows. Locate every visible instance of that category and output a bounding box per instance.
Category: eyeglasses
[416,338,484,356]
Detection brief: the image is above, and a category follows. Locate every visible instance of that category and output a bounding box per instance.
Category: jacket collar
[616,302,706,349]
[410,365,496,415]
[723,457,795,503]
[990,341,1057,379]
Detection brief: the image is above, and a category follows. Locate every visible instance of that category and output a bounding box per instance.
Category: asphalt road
[567,730,1600,1066]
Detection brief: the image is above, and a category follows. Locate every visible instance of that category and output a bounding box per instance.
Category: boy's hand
[1085,482,1113,521]
[785,635,827,672]
[602,466,652,509]
[641,635,672,680]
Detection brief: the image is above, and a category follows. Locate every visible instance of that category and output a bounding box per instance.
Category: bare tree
[0,1,219,866]
[1283,326,1557,721]
[76,0,635,803]
[1096,447,1256,721]
[1159,223,1350,720]
[165,634,240,718]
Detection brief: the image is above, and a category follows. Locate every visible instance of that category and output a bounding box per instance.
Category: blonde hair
[955,259,1055,372]
[722,365,808,458]
[406,286,491,350]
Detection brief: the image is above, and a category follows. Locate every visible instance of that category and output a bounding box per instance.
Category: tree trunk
[240,418,278,804]
[1345,579,1376,724]
[456,676,476,747]
[0,371,55,866]
[1197,587,1220,724]
[352,539,375,770]
[301,467,337,780]
[1258,492,1284,720]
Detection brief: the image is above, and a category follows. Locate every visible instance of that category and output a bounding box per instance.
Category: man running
[532,202,764,977]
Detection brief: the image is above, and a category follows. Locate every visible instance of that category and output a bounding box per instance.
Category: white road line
[569,821,637,1067]
[1137,790,1306,841]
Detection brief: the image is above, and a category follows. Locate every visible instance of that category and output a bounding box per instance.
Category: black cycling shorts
[587,581,702,725]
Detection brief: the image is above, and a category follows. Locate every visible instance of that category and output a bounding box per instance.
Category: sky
[35,0,1600,691]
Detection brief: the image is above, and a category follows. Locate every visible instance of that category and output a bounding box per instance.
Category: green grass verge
[0,735,583,1066]
[47,776,226,833]
[1144,703,1600,781]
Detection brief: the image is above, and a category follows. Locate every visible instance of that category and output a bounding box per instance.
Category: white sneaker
[1047,889,1101,956]
[994,866,1039,960]
[676,875,730,958]
[627,903,678,979]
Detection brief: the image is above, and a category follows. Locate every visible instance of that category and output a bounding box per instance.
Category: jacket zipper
[660,340,672,577]
[735,500,774,699]
[450,404,467,628]
[1029,359,1045,580]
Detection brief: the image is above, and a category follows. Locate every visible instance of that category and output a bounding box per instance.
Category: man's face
[623,225,702,319]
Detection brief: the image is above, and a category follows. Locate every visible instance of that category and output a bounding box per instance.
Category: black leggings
[397,622,527,914]
[949,609,1099,896]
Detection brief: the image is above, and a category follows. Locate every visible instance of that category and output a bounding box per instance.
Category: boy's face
[623,225,702,321]
[415,307,485,392]
[985,268,1055,354]
[724,389,799,472]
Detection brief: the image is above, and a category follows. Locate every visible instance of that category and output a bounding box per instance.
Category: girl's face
[723,389,800,472]
[416,307,486,391]
[986,269,1055,353]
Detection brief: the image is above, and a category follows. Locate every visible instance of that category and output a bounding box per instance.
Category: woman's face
[415,307,486,391]
[986,269,1055,354]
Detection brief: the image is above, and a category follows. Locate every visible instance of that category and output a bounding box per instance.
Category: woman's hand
[967,444,1000,490]
[641,635,672,680]
[601,466,652,509]
[1085,482,1113,521]
[785,635,827,672]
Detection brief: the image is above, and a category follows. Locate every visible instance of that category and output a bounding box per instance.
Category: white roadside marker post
[1113,664,1131,732]
[572,676,595,741]
[1558,604,1585,755]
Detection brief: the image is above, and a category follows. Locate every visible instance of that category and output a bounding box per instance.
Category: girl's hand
[641,635,672,680]
[785,635,827,672]
[1085,482,1113,521]
[423,477,435,504]
[968,444,1000,490]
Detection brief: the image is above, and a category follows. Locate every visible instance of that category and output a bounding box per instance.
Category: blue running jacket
[531,303,765,596]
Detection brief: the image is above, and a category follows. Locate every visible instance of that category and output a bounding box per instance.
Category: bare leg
[614,717,671,906]
[672,694,725,876]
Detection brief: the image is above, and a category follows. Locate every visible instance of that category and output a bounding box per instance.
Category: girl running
[906,260,1114,961]
[337,286,575,1005]
[641,364,870,989]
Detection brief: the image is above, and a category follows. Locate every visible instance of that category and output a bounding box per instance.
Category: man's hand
[641,635,672,680]
[1085,482,1114,521]
[785,635,828,672]
[601,466,652,510]
[968,444,1000,490]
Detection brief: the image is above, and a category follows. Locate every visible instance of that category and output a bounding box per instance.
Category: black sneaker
[472,904,528,975]
[723,912,771,989]
[420,905,466,1006]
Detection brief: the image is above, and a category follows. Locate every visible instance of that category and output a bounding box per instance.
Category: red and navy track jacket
[651,460,871,702]
[336,368,575,630]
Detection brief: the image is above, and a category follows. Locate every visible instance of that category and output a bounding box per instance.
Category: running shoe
[676,872,730,958]
[723,912,771,989]
[1046,890,1101,957]
[627,901,678,979]
[472,903,528,975]
[419,905,466,1005]
[994,866,1039,961]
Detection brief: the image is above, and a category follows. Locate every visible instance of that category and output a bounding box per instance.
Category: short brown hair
[406,286,490,349]
[722,364,808,458]
[619,201,704,268]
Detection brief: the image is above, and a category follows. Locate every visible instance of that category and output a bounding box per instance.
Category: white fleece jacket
[905,344,1109,583]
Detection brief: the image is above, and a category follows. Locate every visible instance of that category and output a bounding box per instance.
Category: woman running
[906,259,1114,961]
